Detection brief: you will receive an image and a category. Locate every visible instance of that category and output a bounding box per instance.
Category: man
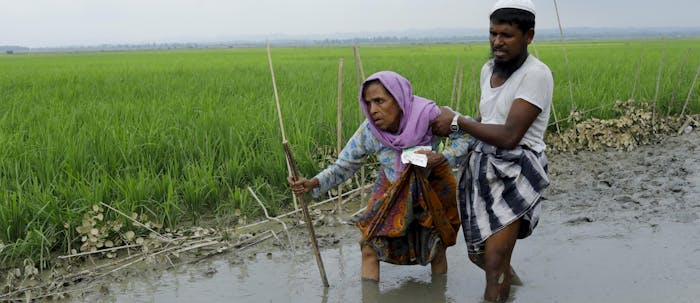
[430,0,554,301]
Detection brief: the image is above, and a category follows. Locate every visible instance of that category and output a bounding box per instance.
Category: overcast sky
[1,0,698,47]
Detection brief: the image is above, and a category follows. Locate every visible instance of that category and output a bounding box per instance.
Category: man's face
[489,22,532,64]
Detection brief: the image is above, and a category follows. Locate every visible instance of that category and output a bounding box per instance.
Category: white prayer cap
[490,0,536,16]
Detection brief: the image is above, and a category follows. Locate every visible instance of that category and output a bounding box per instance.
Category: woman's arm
[289,121,376,197]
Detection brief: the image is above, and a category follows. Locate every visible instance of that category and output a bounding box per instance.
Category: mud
[37,131,700,302]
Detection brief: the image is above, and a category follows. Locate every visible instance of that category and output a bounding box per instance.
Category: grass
[0,38,698,268]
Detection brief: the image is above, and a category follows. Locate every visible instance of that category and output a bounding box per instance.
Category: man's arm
[431,100,540,150]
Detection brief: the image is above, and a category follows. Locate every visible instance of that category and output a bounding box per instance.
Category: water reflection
[362,275,448,303]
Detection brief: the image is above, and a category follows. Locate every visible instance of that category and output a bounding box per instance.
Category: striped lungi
[457,141,549,254]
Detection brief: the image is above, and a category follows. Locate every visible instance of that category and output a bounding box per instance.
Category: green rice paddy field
[0,39,698,267]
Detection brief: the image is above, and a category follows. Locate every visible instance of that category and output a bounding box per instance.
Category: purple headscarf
[359,71,441,174]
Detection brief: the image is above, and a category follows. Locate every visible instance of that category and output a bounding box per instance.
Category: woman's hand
[287,176,319,195]
[415,150,447,170]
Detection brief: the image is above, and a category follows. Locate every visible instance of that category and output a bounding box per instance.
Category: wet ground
[75,216,700,303]
[50,131,700,303]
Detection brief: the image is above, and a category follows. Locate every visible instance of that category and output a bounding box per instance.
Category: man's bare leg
[468,253,522,286]
[481,218,522,302]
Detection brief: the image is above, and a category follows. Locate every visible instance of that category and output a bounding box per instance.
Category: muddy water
[82,216,699,303]
[60,131,700,302]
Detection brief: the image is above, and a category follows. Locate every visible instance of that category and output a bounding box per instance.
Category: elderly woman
[289,71,470,281]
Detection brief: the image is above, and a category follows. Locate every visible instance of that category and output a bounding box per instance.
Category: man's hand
[287,176,319,195]
[415,150,447,170]
[431,106,456,137]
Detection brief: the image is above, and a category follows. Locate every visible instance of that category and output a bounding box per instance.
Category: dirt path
[14,130,700,302]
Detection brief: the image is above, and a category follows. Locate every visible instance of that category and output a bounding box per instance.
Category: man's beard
[490,46,529,79]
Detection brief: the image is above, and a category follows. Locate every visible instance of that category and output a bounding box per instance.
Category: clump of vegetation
[73,204,162,258]
[547,100,688,153]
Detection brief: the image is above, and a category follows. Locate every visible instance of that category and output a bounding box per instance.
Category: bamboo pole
[264,40,297,211]
[473,64,479,115]
[669,48,692,116]
[680,61,700,117]
[630,49,644,101]
[353,45,367,208]
[247,187,291,244]
[531,41,540,59]
[266,41,329,287]
[531,42,561,133]
[548,103,613,127]
[653,47,666,128]
[450,58,460,109]
[553,0,576,130]
[455,65,464,113]
[336,58,344,213]
[99,202,172,243]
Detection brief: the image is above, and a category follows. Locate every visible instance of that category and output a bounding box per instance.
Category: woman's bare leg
[431,242,448,274]
[361,245,380,281]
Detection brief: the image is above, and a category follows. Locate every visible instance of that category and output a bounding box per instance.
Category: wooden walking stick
[266,41,329,287]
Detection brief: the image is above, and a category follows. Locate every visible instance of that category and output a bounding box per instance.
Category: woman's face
[363,82,402,133]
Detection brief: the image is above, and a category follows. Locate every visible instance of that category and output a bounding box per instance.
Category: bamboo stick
[336,58,344,213]
[473,64,479,115]
[450,58,460,109]
[531,42,540,59]
[653,47,666,128]
[668,48,691,116]
[353,45,366,82]
[99,202,172,243]
[264,40,298,211]
[553,0,576,129]
[353,45,367,208]
[266,41,329,287]
[237,231,275,251]
[681,60,700,117]
[530,42,561,133]
[247,186,291,249]
[631,49,644,101]
[237,184,372,231]
[351,206,367,218]
[287,161,299,210]
[58,244,142,259]
[455,65,464,113]
[283,142,329,287]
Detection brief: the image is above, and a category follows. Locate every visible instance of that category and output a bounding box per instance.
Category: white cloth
[491,0,536,16]
[400,146,431,168]
[479,55,553,152]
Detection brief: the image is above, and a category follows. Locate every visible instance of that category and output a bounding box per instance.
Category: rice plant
[0,39,698,267]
